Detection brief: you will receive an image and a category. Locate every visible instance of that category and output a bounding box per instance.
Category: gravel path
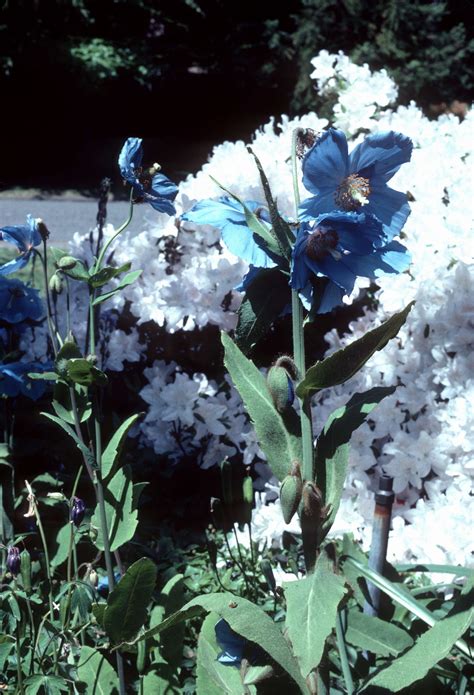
[0,199,154,246]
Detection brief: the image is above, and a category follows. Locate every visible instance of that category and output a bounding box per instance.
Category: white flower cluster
[60,51,472,566]
[139,361,263,469]
[310,49,398,134]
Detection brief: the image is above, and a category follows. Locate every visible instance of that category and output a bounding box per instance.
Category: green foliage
[76,645,119,694]
[91,465,138,552]
[103,558,157,645]
[344,611,413,656]
[222,331,302,482]
[284,553,347,677]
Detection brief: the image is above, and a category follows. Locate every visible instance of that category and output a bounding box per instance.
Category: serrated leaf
[316,387,396,536]
[222,331,301,482]
[23,674,69,695]
[52,381,91,424]
[136,592,307,693]
[102,413,141,481]
[296,302,414,399]
[76,645,119,694]
[103,558,157,644]
[345,610,413,656]
[360,600,474,692]
[284,553,347,677]
[92,269,142,306]
[235,267,290,353]
[91,465,138,552]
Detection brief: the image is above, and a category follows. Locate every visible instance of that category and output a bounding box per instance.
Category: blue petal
[151,173,179,202]
[313,254,357,293]
[118,137,143,180]
[0,361,50,400]
[183,198,276,268]
[315,211,387,253]
[299,188,336,221]
[215,619,245,667]
[366,184,411,239]
[302,128,348,195]
[0,253,31,276]
[349,131,413,183]
[0,278,45,323]
[0,215,41,254]
[26,215,42,247]
[317,280,345,313]
[343,240,411,279]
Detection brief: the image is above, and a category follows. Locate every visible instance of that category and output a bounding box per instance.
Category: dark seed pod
[280,466,303,524]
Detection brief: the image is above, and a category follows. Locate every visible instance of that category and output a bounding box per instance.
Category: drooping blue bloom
[0,360,51,400]
[299,129,413,238]
[215,618,246,666]
[6,546,21,576]
[0,215,42,275]
[71,497,86,527]
[118,137,178,215]
[0,278,44,324]
[291,211,410,308]
[182,196,280,269]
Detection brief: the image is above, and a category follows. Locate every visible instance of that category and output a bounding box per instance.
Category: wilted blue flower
[0,278,44,324]
[291,211,410,308]
[118,137,178,215]
[71,497,85,527]
[6,546,21,576]
[0,215,42,275]
[299,129,412,238]
[182,196,280,269]
[215,618,246,666]
[0,360,51,400]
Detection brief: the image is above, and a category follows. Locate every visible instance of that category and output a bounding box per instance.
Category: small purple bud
[7,546,21,576]
[71,497,85,527]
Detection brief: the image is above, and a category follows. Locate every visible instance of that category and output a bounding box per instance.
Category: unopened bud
[267,365,295,413]
[88,569,98,588]
[70,497,85,527]
[301,481,324,519]
[47,491,66,501]
[280,461,302,524]
[86,354,98,365]
[20,549,32,593]
[260,559,276,592]
[49,272,63,294]
[7,546,21,576]
[57,255,78,270]
[36,218,50,241]
[242,474,253,506]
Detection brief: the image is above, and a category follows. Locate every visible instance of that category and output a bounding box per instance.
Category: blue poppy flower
[182,196,279,269]
[118,137,178,215]
[0,215,42,275]
[0,278,44,324]
[215,618,246,666]
[290,212,410,308]
[0,361,51,400]
[299,129,412,238]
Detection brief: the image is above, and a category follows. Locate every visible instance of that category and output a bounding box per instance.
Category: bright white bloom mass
[66,52,473,566]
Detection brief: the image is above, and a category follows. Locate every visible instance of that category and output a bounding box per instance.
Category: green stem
[15,623,24,695]
[335,611,354,694]
[94,191,134,271]
[33,501,55,621]
[38,244,59,357]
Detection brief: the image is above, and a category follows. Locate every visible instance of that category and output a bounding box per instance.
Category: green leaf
[235,267,290,353]
[396,563,474,577]
[209,174,281,256]
[91,465,138,552]
[102,413,142,481]
[316,387,396,535]
[92,269,142,306]
[89,262,131,288]
[66,358,108,386]
[76,645,119,694]
[360,601,474,692]
[63,260,90,282]
[41,412,96,469]
[27,371,58,381]
[150,574,185,668]
[24,674,69,695]
[284,553,347,678]
[52,381,91,424]
[345,610,413,657]
[50,523,72,568]
[296,302,415,399]
[71,583,95,621]
[56,338,82,365]
[103,557,157,644]
[196,613,253,695]
[0,635,15,672]
[92,603,106,628]
[247,146,294,258]
[137,592,307,693]
[141,661,181,694]
[222,331,302,482]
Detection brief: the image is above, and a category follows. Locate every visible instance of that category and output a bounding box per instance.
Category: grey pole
[364,475,395,617]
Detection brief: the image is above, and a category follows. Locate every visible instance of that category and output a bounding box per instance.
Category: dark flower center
[305,227,339,260]
[335,173,371,211]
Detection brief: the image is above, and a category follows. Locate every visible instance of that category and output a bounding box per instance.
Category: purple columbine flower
[71,497,86,527]
[7,546,21,576]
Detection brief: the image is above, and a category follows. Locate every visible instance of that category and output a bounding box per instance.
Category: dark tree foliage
[0,0,472,189]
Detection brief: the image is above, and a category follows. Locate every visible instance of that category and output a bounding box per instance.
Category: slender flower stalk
[24,481,54,621]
